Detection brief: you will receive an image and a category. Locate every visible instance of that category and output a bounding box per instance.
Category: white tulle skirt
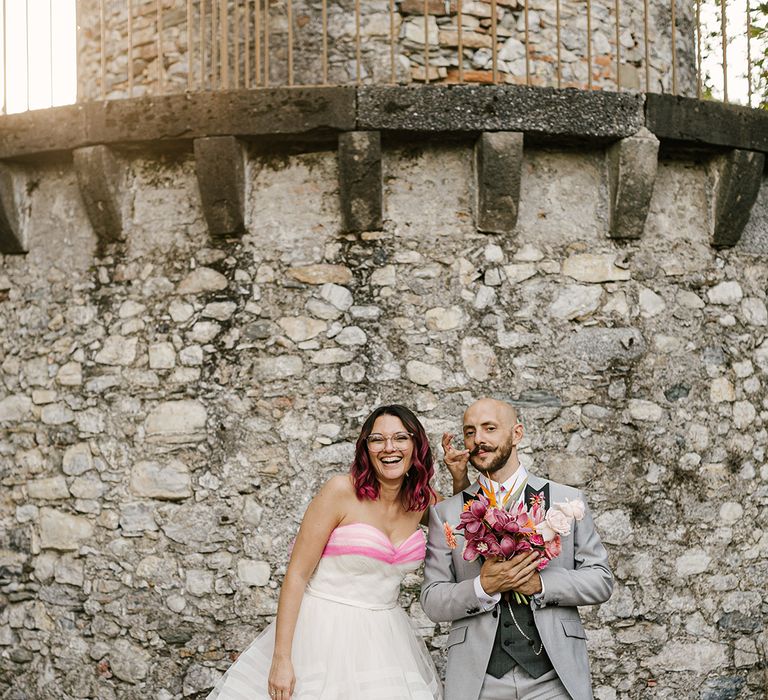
[207,590,443,700]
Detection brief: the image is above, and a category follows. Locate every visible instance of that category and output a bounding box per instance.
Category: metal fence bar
[128,0,134,96]
[644,0,650,90]
[100,0,106,99]
[49,0,53,105]
[234,0,240,88]
[457,0,464,83]
[323,0,329,84]
[696,0,701,97]
[422,0,428,83]
[615,0,620,89]
[157,0,164,93]
[199,0,205,89]
[721,0,728,102]
[221,0,228,89]
[212,0,218,87]
[524,0,530,85]
[586,0,592,90]
[355,0,362,84]
[255,0,261,85]
[389,0,395,84]
[556,0,561,88]
[188,0,193,91]
[287,0,293,86]
[670,0,677,94]
[264,0,269,87]
[492,0,499,84]
[746,0,752,107]
[2,0,6,114]
[245,0,251,88]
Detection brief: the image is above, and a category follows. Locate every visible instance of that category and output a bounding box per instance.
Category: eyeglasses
[366,432,414,452]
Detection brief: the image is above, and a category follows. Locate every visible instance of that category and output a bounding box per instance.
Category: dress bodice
[306,523,426,610]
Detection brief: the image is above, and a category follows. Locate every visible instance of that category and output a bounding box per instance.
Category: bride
[207,404,469,699]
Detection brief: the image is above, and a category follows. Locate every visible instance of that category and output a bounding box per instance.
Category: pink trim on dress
[322,523,426,565]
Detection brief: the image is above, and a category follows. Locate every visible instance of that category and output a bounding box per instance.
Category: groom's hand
[480,552,542,596]
[442,433,470,491]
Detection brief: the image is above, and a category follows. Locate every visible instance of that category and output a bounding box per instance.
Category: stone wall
[76,0,695,100]
[0,141,767,699]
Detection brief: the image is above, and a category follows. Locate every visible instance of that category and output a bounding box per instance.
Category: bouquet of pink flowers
[444,489,585,601]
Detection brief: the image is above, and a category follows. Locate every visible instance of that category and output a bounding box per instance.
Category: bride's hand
[442,432,470,493]
[268,655,296,700]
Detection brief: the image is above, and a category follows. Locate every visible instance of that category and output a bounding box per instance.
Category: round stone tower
[76,0,696,100]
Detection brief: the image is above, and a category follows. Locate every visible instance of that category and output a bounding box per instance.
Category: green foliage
[750,2,768,108]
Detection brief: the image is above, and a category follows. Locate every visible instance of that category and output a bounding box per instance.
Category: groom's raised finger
[442,432,457,454]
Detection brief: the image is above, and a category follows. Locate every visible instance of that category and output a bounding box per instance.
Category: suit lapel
[461,482,482,507]
[524,474,550,510]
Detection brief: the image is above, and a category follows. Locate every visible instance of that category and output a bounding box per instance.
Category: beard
[469,432,517,475]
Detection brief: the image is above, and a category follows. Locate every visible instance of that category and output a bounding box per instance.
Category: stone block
[646,93,768,153]
[39,507,94,551]
[130,460,192,500]
[237,559,271,586]
[710,148,765,247]
[473,131,523,234]
[73,145,125,242]
[194,136,246,238]
[0,163,27,254]
[145,400,207,443]
[357,85,645,139]
[606,131,659,239]
[544,455,594,487]
[338,131,382,232]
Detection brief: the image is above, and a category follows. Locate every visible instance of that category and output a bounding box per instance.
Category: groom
[421,398,613,700]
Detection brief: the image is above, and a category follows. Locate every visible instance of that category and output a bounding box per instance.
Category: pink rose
[555,499,585,521]
[544,536,562,560]
[544,508,572,537]
[535,521,557,542]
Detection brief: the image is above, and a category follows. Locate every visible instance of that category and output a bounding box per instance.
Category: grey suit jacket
[420,475,613,700]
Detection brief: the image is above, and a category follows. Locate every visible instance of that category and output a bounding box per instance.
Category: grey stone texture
[357,85,646,139]
[606,130,660,239]
[0,139,767,699]
[73,145,126,243]
[0,164,27,254]
[646,93,768,154]
[74,0,697,97]
[337,131,383,232]
[194,136,247,239]
[473,131,523,234]
[710,149,766,248]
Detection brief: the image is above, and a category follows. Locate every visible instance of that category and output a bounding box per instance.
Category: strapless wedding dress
[207,523,442,699]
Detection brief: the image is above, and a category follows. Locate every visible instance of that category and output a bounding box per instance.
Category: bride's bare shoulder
[319,473,356,499]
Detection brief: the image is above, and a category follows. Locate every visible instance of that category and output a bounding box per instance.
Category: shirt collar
[477,462,527,500]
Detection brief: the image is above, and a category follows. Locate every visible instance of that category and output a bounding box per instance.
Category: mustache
[470,444,495,457]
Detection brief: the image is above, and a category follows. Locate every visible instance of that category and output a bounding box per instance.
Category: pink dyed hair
[350,404,436,512]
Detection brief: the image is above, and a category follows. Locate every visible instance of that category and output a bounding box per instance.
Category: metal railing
[0,0,766,115]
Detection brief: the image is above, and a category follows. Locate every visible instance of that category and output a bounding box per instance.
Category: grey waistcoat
[486,596,554,678]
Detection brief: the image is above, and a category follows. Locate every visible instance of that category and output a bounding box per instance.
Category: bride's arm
[269,475,348,699]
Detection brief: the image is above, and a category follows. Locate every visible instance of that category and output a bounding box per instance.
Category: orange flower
[443,521,458,549]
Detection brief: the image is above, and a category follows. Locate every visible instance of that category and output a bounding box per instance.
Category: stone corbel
[194,136,246,239]
[710,148,765,247]
[606,129,659,239]
[73,144,126,243]
[338,131,383,233]
[0,163,29,254]
[473,131,523,235]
